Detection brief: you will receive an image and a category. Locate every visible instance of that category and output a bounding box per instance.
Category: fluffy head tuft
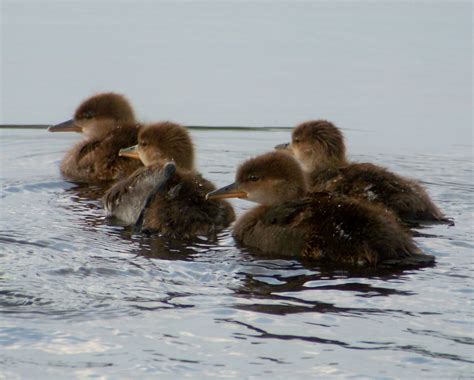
[292,120,347,170]
[138,122,195,170]
[74,92,136,124]
[236,151,307,205]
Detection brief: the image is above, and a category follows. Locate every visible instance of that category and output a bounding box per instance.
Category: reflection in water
[219,319,474,364]
[63,181,112,203]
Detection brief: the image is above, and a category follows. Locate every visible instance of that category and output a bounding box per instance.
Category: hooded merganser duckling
[207,152,434,267]
[103,122,235,238]
[49,92,142,183]
[276,120,448,225]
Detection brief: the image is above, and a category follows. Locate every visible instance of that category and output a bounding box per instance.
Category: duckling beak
[119,145,140,159]
[48,119,82,133]
[206,183,248,200]
[274,142,291,151]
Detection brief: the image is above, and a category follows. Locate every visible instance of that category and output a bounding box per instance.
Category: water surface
[0,127,472,379]
[2,2,471,151]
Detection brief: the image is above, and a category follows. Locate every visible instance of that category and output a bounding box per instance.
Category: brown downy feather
[138,122,195,170]
[143,170,235,239]
[74,92,135,124]
[60,124,142,182]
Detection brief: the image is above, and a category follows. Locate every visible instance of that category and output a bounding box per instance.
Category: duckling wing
[60,139,102,182]
[336,163,412,198]
[94,125,142,181]
[233,202,309,257]
[329,163,445,222]
[59,126,141,182]
[309,167,342,191]
[77,140,101,161]
[103,165,159,224]
[261,199,312,224]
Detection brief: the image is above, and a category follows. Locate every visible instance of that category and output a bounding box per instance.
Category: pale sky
[1,1,472,151]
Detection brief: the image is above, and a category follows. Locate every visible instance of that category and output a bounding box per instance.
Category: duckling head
[49,92,136,139]
[207,151,307,205]
[291,120,347,171]
[119,122,195,170]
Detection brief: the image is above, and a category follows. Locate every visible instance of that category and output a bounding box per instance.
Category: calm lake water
[0,127,472,379]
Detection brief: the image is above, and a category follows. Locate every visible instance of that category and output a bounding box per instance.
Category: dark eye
[293,137,301,144]
[83,112,94,119]
[139,141,147,147]
[248,174,260,182]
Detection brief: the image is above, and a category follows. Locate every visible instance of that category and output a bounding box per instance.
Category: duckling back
[312,162,445,223]
[234,192,432,267]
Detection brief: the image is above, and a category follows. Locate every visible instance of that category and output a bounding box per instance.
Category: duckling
[207,151,434,267]
[49,92,142,182]
[103,122,235,239]
[276,120,448,225]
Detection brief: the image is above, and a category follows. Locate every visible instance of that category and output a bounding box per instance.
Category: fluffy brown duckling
[49,92,142,182]
[103,122,235,238]
[276,120,448,225]
[207,151,434,267]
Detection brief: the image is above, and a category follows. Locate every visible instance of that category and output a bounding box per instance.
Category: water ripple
[0,128,472,378]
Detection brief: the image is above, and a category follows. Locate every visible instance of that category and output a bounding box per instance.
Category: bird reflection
[231,259,432,317]
[126,233,203,261]
[63,181,112,202]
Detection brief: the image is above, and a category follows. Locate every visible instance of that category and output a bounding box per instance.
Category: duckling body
[207,152,433,267]
[49,93,142,183]
[282,120,446,224]
[103,122,235,238]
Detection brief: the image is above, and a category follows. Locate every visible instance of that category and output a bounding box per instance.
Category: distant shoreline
[0,125,369,132]
[0,124,292,131]
[0,124,50,129]
[0,124,295,131]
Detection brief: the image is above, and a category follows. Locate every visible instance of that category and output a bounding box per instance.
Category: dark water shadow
[220,244,439,333]
[125,233,206,261]
[231,261,428,317]
[216,318,474,364]
[62,181,112,203]
[216,253,470,365]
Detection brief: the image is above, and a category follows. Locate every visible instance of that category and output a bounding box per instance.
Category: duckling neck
[305,156,348,174]
[272,181,308,205]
